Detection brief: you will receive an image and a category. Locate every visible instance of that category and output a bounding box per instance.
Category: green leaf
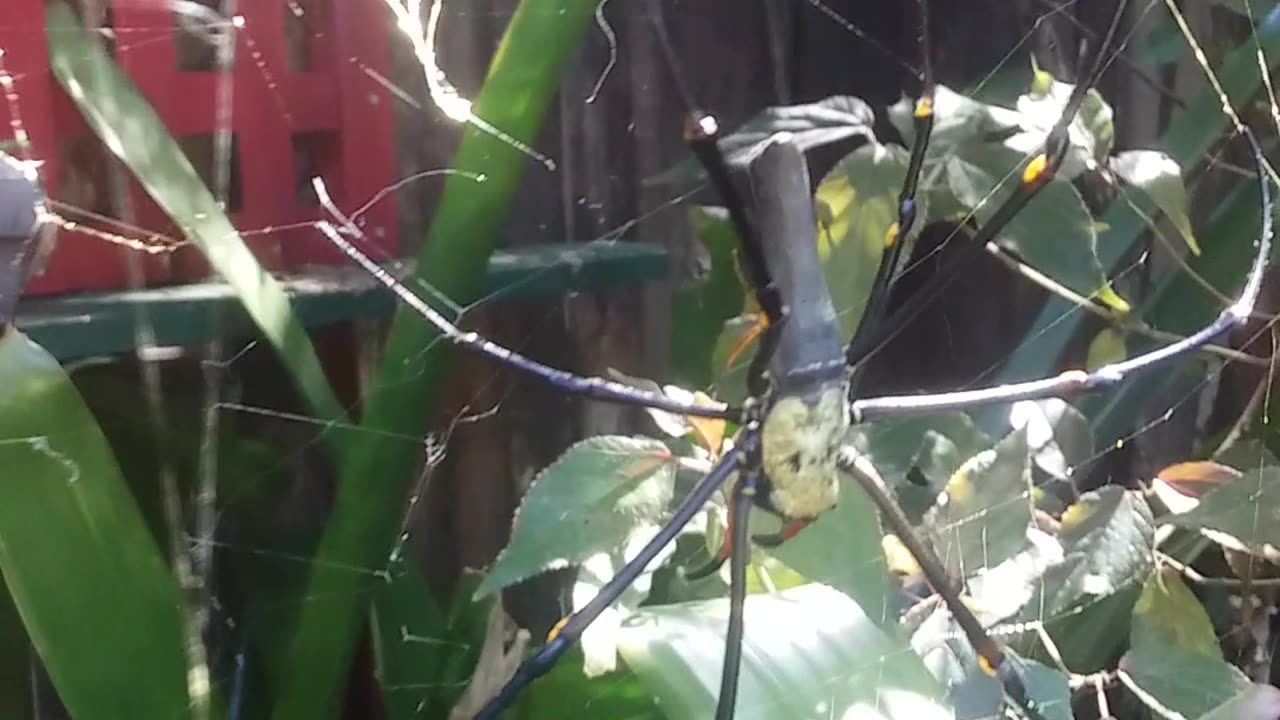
[1002,487,1153,672]
[1110,149,1199,255]
[846,413,991,525]
[1197,684,1280,720]
[277,1,603,713]
[1085,327,1128,371]
[814,143,908,338]
[476,436,677,598]
[1012,77,1114,173]
[929,427,1033,576]
[0,329,195,718]
[656,97,876,187]
[1166,465,1280,562]
[44,0,347,432]
[708,315,757,405]
[1052,487,1155,612]
[767,473,893,625]
[1124,569,1250,719]
[849,414,991,489]
[617,584,949,720]
[888,85,1023,151]
[944,145,1113,305]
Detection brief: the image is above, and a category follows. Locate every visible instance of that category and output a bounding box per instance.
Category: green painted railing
[16,241,667,360]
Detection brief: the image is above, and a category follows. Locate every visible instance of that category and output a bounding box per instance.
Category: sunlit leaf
[1012,76,1113,175]
[814,143,907,338]
[573,531,678,677]
[1008,399,1094,481]
[1111,149,1199,255]
[475,436,677,598]
[929,427,1033,576]
[654,96,876,187]
[1085,327,1128,372]
[888,84,1023,151]
[618,584,949,720]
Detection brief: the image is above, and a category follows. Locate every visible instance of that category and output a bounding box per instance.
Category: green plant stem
[271,2,600,716]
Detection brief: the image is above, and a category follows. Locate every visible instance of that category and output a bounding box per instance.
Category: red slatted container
[0,0,397,295]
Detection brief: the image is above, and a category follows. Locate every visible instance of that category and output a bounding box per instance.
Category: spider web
[0,0,1278,718]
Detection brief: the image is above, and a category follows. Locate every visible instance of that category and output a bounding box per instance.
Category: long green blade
[0,328,196,718]
[273,2,600,716]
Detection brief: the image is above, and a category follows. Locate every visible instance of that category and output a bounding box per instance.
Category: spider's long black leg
[837,447,1048,720]
[315,221,736,420]
[472,434,756,720]
[716,463,759,720]
[648,0,785,396]
[848,0,1130,370]
[846,0,935,372]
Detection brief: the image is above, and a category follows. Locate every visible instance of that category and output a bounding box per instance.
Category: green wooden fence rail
[15,241,667,360]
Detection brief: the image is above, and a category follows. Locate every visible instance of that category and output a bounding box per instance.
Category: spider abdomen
[760,384,849,518]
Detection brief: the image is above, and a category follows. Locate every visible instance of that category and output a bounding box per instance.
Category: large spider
[317,1,1274,717]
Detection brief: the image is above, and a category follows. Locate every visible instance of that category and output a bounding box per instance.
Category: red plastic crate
[0,0,398,295]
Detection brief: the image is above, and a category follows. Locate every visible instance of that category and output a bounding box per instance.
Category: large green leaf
[1123,569,1251,719]
[945,144,1111,305]
[275,1,602,715]
[44,0,347,432]
[617,584,949,720]
[475,436,678,598]
[766,473,893,625]
[0,328,196,718]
